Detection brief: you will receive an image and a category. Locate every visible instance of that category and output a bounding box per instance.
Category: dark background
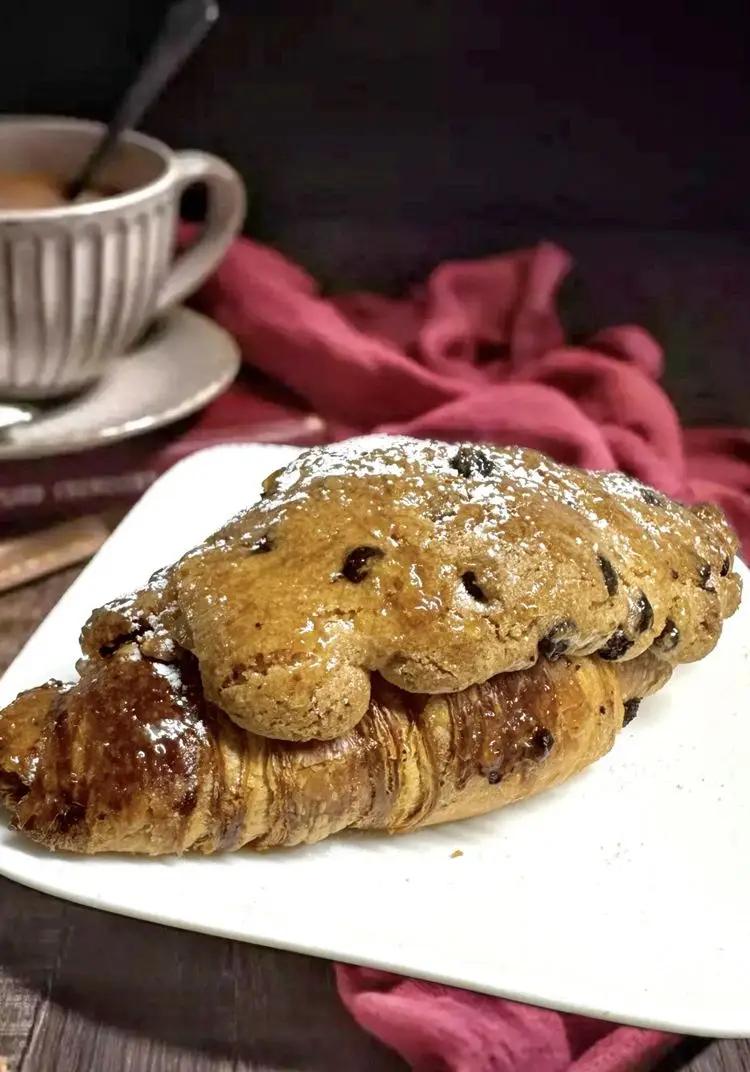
[1,0,749,424]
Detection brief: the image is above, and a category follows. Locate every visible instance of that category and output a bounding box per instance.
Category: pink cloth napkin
[195,235,748,1070]
[336,968,678,1072]
[195,237,749,556]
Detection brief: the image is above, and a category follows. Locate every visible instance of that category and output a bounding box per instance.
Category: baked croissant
[0,436,742,855]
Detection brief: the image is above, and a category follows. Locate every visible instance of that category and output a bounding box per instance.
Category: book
[0,377,327,527]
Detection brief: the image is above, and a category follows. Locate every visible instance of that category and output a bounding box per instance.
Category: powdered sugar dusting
[117,433,740,748]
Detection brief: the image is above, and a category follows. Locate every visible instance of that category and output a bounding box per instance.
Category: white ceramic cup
[0,116,245,399]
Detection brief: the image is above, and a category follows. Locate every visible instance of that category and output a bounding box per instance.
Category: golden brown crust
[0,437,741,856]
[0,643,668,855]
[80,437,740,743]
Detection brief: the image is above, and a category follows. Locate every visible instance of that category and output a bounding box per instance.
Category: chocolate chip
[670,569,679,580]
[720,557,731,577]
[641,487,666,507]
[531,727,555,758]
[597,555,618,596]
[341,546,384,583]
[598,705,606,716]
[598,628,634,660]
[538,620,575,661]
[243,533,273,554]
[450,445,494,478]
[487,768,503,785]
[697,561,715,591]
[634,592,653,633]
[462,571,488,602]
[623,698,641,726]
[655,618,680,651]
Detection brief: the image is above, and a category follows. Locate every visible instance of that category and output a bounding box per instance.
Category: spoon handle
[67,0,219,200]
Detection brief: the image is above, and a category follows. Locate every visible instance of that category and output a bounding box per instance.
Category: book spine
[0,417,325,525]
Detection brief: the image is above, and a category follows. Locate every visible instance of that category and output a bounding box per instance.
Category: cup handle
[155,150,245,315]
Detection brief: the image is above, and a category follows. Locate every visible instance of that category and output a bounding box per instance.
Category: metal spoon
[66,0,219,201]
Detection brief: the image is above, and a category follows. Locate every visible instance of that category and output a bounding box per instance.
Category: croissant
[0,641,670,855]
[0,436,741,854]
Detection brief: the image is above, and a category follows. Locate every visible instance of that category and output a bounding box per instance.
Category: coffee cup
[0,116,245,399]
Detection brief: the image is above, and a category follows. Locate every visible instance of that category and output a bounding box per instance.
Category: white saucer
[0,308,240,460]
[0,443,748,1037]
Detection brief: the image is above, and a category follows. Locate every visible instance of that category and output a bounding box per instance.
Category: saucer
[0,308,240,460]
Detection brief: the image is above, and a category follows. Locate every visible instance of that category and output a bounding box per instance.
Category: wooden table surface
[0,570,747,1072]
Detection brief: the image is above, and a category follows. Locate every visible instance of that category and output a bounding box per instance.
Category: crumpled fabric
[336,967,678,1072]
[194,237,749,556]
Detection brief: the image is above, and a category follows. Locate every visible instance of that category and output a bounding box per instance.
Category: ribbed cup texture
[0,196,175,398]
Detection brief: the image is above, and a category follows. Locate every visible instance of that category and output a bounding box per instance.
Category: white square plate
[1,444,748,1037]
